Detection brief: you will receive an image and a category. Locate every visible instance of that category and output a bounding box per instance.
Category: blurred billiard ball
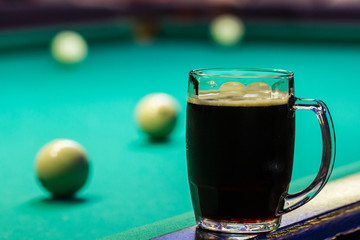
[209,14,245,47]
[132,18,159,46]
[51,31,88,64]
[35,139,90,198]
[135,93,179,140]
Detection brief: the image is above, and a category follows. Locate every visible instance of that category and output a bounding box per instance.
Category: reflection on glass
[195,227,258,240]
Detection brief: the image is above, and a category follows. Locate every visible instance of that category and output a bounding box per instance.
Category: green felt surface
[0,36,359,239]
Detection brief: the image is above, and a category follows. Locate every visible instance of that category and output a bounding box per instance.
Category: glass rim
[190,68,294,78]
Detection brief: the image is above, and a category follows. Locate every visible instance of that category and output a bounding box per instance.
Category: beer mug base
[197,217,281,234]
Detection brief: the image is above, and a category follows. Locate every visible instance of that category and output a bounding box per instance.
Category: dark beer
[186,97,295,223]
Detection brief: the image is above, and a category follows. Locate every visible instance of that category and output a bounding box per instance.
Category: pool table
[1,21,360,240]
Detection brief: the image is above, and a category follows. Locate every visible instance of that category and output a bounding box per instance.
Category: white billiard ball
[35,139,90,198]
[209,14,245,47]
[135,93,179,139]
[51,31,88,64]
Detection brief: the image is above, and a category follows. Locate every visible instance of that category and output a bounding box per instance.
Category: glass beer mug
[186,68,335,233]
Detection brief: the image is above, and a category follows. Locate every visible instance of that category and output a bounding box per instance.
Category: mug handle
[277,97,336,215]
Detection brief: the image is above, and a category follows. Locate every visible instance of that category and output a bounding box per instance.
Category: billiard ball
[246,82,272,98]
[135,93,179,139]
[209,14,245,47]
[35,139,90,198]
[219,82,246,98]
[51,31,88,64]
[132,19,159,46]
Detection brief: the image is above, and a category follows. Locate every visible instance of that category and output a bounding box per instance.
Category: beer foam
[188,90,290,107]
